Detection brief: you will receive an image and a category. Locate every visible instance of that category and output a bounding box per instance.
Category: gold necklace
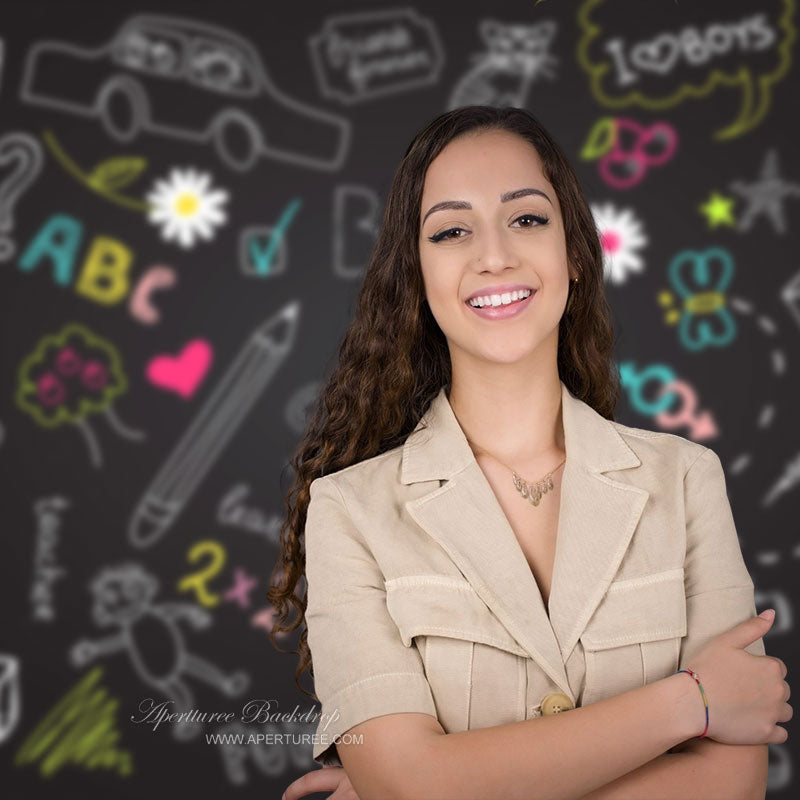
[468,440,566,507]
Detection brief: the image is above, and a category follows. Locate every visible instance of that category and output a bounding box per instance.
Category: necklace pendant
[494,457,564,510]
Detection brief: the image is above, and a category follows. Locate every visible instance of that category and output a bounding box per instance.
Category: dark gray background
[1,0,798,797]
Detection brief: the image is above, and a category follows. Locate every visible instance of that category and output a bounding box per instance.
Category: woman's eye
[428,227,466,243]
[513,213,549,228]
[427,213,549,243]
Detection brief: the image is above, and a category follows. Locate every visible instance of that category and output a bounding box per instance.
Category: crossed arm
[287,738,768,800]
[576,738,768,800]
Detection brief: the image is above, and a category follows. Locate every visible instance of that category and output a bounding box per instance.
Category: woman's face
[418,129,575,367]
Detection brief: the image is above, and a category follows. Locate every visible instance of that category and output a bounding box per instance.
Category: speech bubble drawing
[577,0,796,140]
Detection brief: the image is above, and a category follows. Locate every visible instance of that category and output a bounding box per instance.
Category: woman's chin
[471,344,541,366]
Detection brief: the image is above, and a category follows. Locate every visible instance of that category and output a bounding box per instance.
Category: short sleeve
[678,447,766,672]
[304,476,437,768]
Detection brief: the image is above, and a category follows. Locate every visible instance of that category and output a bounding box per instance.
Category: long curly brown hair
[267,105,621,699]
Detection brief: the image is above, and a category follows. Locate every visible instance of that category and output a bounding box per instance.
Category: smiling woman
[269,106,787,800]
[417,128,575,352]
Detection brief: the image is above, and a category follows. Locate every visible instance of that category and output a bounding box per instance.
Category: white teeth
[469,288,532,308]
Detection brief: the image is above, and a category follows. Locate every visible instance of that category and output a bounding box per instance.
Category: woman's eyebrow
[421,187,553,225]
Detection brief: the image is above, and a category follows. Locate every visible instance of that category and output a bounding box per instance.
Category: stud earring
[566,276,579,312]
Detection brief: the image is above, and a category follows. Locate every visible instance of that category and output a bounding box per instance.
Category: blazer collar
[400,380,649,702]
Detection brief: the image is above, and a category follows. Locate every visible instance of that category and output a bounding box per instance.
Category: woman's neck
[448,371,565,471]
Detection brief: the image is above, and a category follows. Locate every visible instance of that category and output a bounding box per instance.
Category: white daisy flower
[146,167,229,249]
[590,202,648,285]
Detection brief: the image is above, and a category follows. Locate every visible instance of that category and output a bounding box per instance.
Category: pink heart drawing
[146,339,213,399]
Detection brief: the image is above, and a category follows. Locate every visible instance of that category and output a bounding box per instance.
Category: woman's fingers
[768,655,787,678]
[284,766,348,799]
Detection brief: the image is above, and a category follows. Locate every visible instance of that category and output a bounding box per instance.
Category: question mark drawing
[0,132,44,262]
[0,653,21,745]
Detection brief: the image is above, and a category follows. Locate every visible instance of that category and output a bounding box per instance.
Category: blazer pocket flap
[385,576,528,657]
[582,568,687,650]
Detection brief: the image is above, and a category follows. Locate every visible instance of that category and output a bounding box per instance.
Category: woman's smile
[465,288,537,320]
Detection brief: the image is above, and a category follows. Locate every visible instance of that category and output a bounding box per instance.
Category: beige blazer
[304,380,765,767]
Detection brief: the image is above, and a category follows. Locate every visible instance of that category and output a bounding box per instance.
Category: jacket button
[540,693,574,715]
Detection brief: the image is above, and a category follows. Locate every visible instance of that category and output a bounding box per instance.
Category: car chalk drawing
[20,13,351,172]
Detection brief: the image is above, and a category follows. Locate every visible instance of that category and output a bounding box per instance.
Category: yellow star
[699,191,736,228]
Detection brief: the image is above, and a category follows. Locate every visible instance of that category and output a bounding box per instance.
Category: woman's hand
[686,610,791,744]
[283,765,361,800]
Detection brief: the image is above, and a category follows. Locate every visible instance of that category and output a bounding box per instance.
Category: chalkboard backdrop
[1,0,798,797]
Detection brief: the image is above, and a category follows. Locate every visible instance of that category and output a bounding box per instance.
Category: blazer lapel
[401,380,650,699]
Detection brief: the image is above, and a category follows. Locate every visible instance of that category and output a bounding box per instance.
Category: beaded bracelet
[675,667,709,738]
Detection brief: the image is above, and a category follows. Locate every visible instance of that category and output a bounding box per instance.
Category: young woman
[271,106,791,800]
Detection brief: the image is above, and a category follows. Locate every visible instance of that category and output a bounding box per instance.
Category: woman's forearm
[405,673,706,800]
[576,750,751,800]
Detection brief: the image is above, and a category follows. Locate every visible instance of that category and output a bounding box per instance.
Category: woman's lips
[465,290,536,320]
